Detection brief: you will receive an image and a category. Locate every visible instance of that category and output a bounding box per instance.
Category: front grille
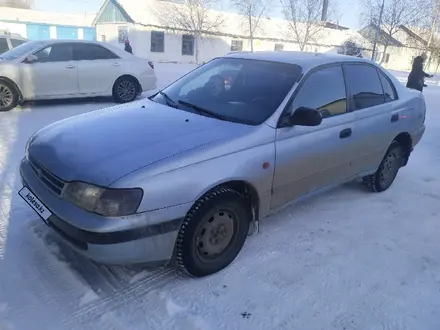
[29,157,66,196]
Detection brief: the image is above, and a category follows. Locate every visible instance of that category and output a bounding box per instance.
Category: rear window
[153,58,302,125]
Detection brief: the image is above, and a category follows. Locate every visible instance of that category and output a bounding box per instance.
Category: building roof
[93,0,370,48]
[0,7,95,27]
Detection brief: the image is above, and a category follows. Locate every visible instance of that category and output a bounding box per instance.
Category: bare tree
[280,0,336,51]
[231,0,272,51]
[153,0,225,64]
[0,0,32,9]
[361,0,430,64]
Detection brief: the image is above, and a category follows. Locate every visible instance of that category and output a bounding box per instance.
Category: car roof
[224,51,377,71]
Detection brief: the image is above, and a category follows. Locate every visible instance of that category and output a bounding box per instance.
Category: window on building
[0,38,9,54]
[118,26,128,43]
[182,34,194,56]
[231,40,243,51]
[344,64,385,110]
[10,38,26,48]
[383,53,390,63]
[100,35,106,42]
[292,65,347,118]
[274,43,284,51]
[151,31,165,52]
[73,43,119,61]
[32,44,74,63]
[378,70,397,102]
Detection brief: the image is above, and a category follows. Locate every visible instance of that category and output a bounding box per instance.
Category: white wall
[0,21,27,38]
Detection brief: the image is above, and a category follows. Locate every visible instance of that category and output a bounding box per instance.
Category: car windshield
[150,57,302,125]
[0,41,44,60]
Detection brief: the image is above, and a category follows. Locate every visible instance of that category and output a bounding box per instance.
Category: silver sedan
[19,51,425,277]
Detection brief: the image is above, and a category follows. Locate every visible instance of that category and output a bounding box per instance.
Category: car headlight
[63,182,143,217]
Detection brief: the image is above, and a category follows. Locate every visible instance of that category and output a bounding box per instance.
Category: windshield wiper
[158,91,179,109]
[178,100,226,120]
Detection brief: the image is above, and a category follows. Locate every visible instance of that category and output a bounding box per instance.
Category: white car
[0,34,27,54]
[0,39,157,111]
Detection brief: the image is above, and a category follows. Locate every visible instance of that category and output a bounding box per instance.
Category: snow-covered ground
[1,64,440,330]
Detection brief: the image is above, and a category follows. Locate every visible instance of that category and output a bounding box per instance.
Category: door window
[344,64,385,110]
[0,38,9,53]
[32,44,73,62]
[73,43,119,61]
[292,65,347,119]
[378,70,397,102]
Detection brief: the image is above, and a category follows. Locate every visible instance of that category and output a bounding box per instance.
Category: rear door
[73,43,122,95]
[272,64,356,208]
[344,64,399,175]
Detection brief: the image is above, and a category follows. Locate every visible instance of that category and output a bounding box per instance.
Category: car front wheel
[362,141,405,192]
[175,187,251,277]
[0,80,19,112]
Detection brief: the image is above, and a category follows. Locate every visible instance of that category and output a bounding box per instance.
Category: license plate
[18,187,52,222]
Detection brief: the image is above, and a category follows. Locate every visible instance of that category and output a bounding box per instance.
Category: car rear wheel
[175,187,250,277]
[362,142,404,192]
[0,80,19,112]
[112,77,138,103]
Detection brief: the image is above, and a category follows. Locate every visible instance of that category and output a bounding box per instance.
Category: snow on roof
[0,7,96,27]
[109,0,369,47]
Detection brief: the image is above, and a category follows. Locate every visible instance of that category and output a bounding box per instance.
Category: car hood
[28,100,253,186]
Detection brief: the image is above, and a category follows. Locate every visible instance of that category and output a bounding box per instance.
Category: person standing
[406,52,433,92]
[124,39,133,54]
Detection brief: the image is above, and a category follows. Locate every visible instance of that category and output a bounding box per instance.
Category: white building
[93,0,370,64]
[0,7,96,41]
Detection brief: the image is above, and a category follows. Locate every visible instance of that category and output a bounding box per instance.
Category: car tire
[0,79,19,112]
[175,187,251,277]
[362,141,405,192]
[112,76,138,103]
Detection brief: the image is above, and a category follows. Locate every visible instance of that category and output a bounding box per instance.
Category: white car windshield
[0,41,45,60]
[151,57,302,125]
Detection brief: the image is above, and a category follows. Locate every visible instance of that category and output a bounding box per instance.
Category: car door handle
[65,65,75,69]
[339,128,352,139]
[391,113,399,122]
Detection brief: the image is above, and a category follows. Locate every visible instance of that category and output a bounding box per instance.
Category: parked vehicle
[0,39,157,111]
[19,51,425,277]
[0,34,27,54]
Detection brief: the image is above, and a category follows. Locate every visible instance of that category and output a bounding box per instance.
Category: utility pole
[371,0,385,61]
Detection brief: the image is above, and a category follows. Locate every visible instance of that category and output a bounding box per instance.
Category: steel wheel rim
[380,151,399,185]
[196,209,237,262]
[116,80,136,102]
[0,84,13,108]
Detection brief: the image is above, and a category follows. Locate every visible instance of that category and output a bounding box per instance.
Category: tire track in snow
[19,222,98,329]
[70,268,181,328]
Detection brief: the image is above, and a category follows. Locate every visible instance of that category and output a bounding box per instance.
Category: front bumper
[20,157,190,265]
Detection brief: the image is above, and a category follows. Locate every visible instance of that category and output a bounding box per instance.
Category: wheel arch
[194,180,260,222]
[113,74,142,94]
[0,76,23,101]
[393,132,412,167]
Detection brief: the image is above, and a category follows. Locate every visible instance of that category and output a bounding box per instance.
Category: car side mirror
[25,54,37,63]
[284,106,322,127]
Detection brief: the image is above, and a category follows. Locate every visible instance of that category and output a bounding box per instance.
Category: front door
[272,65,355,209]
[19,43,78,99]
